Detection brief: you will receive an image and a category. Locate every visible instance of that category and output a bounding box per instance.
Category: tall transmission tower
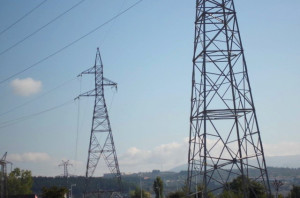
[0,152,12,198]
[58,160,73,177]
[187,1,271,197]
[78,48,122,194]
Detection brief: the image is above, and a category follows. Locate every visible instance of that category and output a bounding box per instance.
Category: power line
[0,0,143,85]
[99,0,127,47]
[74,77,82,174]
[0,0,87,56]
[0,0,48,36]
[0,77,76,117]
[0,99,74,129]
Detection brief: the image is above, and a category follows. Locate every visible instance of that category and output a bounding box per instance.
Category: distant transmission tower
[58,160,72,177]
[78,48,121,194]
[0,152,12,198]
[187,1,271,197]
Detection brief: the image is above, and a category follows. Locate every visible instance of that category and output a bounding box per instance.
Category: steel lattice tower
[78,48,121,194]
[0,153,12,198]
[187,0,271,197]
[58,160,72,177]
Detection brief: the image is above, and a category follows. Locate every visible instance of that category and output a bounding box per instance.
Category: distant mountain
[170,155,300,172]
[265,155,300,168]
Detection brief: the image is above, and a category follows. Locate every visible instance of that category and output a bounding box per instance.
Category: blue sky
[0,0,300,176]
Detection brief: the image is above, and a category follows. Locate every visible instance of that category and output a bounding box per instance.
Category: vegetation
[41,186,69,198]
[8,168,33,195]
[195,185,215,198]
[287,185,300,198]
[277,194,284,198]
[221,176,266,198]
[28,168,300,197]
[166,183,215,198]
[32,176,137,197]
[153,176,164,198]
[166,182,188,198]
[129,187,151,198]
[166,191,186,198]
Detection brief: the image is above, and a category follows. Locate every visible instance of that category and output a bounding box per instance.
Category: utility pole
[139,173,143,198]
[77,48,122,195]
[187,0,271,197]
[70,184,76,198]
[0,152,12,198]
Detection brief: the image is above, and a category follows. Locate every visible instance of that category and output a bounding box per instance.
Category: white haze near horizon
[7,138,300,176]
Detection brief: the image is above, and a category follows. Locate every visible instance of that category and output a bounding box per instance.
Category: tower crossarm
[75,89,96,100]
[103,77,117,89]
[77,66,95,77]
[75,78,116,101]
[0,152,12,167]
[1,152,7,161]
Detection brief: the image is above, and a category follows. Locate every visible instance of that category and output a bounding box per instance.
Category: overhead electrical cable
[99,0,127,47]
[0,0,87,56]
[0,0,143,85]
[108,88,117,112]
[0,77,76,117]
[0,0,48,36]
[0,99,74,129]
[74,76,82,174]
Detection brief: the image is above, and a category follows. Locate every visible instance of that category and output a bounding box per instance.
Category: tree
[278,194,284,198]
[167,191,185,198]
[181,181,189,195]
[167,181,188,198]
[130,187,151,198]
[195,184,215,198]
[153,176,164,198]
[220,190,240,198]
[7,168,33,195]
[41,186,69,198]
[166,183,215,198]
[287,185,300,198]
[221,176,267,198]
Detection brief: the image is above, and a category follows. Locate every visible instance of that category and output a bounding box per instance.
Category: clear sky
[0,0,300,176]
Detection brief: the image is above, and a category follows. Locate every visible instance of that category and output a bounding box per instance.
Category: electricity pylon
[77,48,121,194]
[0,152,12,198]
[58,160,72,177]
[187,1,271,197]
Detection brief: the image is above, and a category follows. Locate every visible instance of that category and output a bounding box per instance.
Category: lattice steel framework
[78,48,121,194]
[187,0,271,197]
[58,160,72,177]
[0,152,11,198]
